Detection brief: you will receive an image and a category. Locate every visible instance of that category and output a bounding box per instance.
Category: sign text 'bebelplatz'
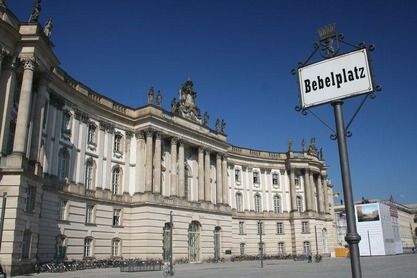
[298,49,373,108]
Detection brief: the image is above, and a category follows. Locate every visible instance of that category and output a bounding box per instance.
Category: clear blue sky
[10,0,417,204]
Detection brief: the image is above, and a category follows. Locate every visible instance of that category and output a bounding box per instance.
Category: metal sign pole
[170,211,173,276]
[332,101,362,278]
[0,192,7,252]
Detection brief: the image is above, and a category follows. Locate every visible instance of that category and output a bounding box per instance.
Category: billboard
[298,49,373,108]
[356,203,380,222]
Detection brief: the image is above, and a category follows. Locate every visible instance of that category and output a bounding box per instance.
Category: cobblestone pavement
[15,254,417,278]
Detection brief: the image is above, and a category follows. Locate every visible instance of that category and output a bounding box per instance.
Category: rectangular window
[84,238,93,257]
[21,231,32,259]
[112,239,121,256]
[276,222,284,234]
[253,171,259,184]
[113,134,122,153]
[87,124,96,145]
[86,204,95,224]
[239,221,244,235]
[25,185,36,213]
[235,169,241,183]
[272,173,279,186]
[58,200,68,220]
[113,209,121,227]
[302,221,310,233]
[236,193,242,212]
[295,176,301,189]
[257,221,264,235]
[240,243,245,256]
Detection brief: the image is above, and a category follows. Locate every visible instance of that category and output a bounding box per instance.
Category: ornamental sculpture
[29,0,41,23]
[171,80,201,123]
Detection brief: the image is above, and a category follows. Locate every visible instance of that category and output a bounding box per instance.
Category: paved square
[15,255,417,278]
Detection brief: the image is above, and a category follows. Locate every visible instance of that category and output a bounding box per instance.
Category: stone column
[170,137,178,197]
[204,149,211,202]
[317,174,323,214]
[222,155,228,205]
[124,132,132,194]
[145,129,153,192]
[96,124,105,188]
[0,49,7,76]
[153,132,162,194]
[29,78,48,165]
[0,59,17,155]
[289,169,297,212]
[12,56,35,157]
[216,154,222,204]
[304,169,312,212]
[198,147,204,201]
[323,177,329,214]
[135,132,145,193]
[178,140,185,198]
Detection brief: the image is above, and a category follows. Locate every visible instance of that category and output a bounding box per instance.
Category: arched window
[58,148,70,181]
[163,223,172,261]
[273,195,281,213]
[188,221,201,262]
[84,237,94,257]
[112,167,122,195]
[296,195,303,212]
[87,123,97,144]
[214,226,221,261]
[303,241,311,256]
[85,159,96,190]
[56,235,67,259]
[322,228,328,253]
[254,194,262,213]
[278,242,285,256]
[112,238,121,257]
[236,192,243,212]
[21,229,32,259]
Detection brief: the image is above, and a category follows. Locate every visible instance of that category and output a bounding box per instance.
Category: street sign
[298,49,373,109]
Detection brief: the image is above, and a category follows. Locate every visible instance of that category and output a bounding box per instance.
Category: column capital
[125,131,133,140]
[171,137,178,145]
[155,131,162,139]
[135,131,145,139]
[222,153,228,160]
[20,56,36,71]
[145,128,154,137]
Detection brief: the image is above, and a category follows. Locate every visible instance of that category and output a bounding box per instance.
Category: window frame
[302,221,310,234]
[276,222,284,235]
[85,204,95,225]
[113,208,122,227]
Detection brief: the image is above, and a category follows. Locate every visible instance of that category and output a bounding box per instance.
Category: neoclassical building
[0,2,335,276]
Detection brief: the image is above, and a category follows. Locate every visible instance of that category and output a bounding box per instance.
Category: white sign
[298,49,373,108]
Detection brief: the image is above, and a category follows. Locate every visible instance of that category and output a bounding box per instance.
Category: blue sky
[10,0,417,204]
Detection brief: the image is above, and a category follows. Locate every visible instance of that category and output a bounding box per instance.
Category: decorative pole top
[317,23,338,58]
[29,0,42,23]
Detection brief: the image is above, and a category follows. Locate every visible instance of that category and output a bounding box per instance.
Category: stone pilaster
[317,175,323,213]
[105,125,113,190]
[178,140,185,198]
[204,149,211,202]
[12,56,35,158]
[289,169,297,212]
[170,137,178,196]
[309,172,316,212]
[145,129,153,192]
[216,154,222,204]
[153,132,161,194]
[198,147,204,201]
[222,155,228,205]
[135,132,145,193]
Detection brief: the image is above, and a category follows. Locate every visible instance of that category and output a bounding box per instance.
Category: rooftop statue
[29,0,41,23]
[44,17,53,38]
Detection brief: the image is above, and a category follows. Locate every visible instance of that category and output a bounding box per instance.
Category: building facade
[0,3,335,276]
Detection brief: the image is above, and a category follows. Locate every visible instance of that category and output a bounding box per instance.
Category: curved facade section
[0,4,335,276]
